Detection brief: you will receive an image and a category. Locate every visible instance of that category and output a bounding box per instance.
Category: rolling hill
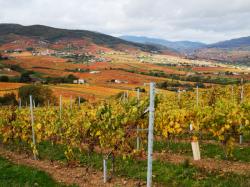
[192,36,250,66]
[0,24,167,53]
[208,36,250,49]
[120,35,250,66]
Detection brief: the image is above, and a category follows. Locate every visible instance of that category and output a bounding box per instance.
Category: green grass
[3,141,250,186]
[0,156,75,187]
[36,142,250,187]
[154,140,250,162]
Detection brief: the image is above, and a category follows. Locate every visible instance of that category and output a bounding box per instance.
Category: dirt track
[155,152,250,175]
[0,147,144,187]
[1,146,250,187]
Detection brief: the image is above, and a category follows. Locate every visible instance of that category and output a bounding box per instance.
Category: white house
[89,71,100,74]
[113,79,128,84]
[78,79,85,84]
[73,79,86,84]
[3,68,11,72]
[114,79,122,84]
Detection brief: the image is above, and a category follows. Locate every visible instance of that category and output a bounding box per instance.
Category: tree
[18,85,58,106]
[20,71,32,83]
[66,74,78,83]
[135,87,146,93]
[0,92,18,106]
[0,76,9,82]
[26,47,34,51]
[75,96,87,104]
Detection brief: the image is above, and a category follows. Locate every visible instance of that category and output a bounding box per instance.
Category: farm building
[73,79,86,84]
[89,71,100,74]
[111,79,128,84]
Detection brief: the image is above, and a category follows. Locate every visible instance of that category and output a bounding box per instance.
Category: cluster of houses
[0,68,11,72]
[31,49,111,63]
[3,49,23,53]
[32,49,55,56]
[72,78,128,84]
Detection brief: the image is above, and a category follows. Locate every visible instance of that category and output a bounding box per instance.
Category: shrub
[135,87,146,92]
[0,76,9,82]
[75,96,87,104]
[20,72,32,83]
[18,85,58,106]
[26,47,34,51]
[0,92,18,106]
[9,64,25,73]
[45,74,78,84]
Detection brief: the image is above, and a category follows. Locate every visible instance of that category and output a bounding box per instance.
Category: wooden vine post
[191,85,201,161]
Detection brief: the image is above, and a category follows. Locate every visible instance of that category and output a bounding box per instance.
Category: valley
[0,24,249,102]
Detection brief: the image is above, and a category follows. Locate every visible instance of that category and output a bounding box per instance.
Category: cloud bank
[1,0,250,43]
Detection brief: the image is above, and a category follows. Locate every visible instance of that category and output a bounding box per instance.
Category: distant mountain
[0,24,166,53]
[208,36,250,49]
[119,35,206,52]
[191,36,250,66]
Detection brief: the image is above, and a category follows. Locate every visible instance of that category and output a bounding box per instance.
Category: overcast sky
[1,0,250,44]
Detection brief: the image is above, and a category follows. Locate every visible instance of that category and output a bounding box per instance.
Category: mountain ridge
[0,23,169,53]
[207,36,250,49]
[119,35,206,52]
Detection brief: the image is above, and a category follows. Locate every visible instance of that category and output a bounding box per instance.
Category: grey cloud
[0,0,250,43]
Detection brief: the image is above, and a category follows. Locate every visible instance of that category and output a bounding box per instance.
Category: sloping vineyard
[0,85,249,160]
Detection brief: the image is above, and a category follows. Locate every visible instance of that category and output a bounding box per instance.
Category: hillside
[191,36,250,66]
[0,23,249,88]
[208,36,250,49]
[120,35,250,66]
[0,24,164,53]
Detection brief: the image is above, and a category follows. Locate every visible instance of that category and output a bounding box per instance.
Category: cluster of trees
[18,85,58,106]
[44,74,78,84]
[0,85,57,106]
[0,85,87,106]
[0,93,18,106]
[111,67,243,85]
[0,62,78,84]
[157,81,206,92]
[0,53,8,60]
[0,76,9,82]
[66,68,90,73]
[63,54,95,63]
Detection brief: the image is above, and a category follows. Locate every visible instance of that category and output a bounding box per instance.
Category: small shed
[78,79,85,84]
[73,79,86,84]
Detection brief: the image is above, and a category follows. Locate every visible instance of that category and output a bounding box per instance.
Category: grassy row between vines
[0,156,74,187]
[153,140,250,162]
[2,141,250,187]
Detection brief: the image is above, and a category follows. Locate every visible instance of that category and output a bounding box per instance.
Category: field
[1,48,250,86]
[0,82,128,102]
